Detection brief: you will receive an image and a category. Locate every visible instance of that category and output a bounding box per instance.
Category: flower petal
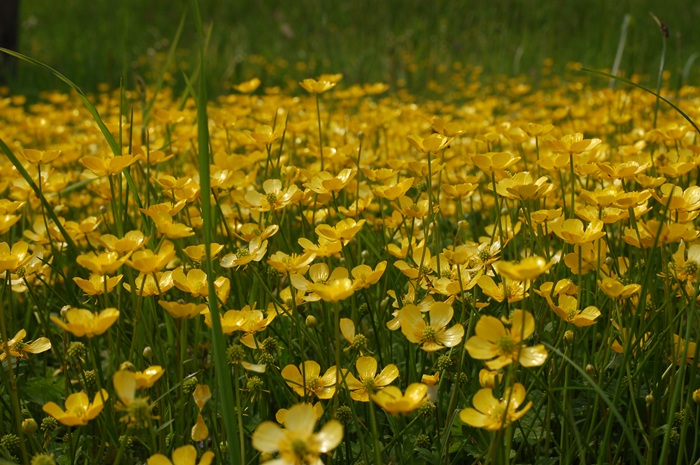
[356,356,377,380]
[428,302,454,329]
[172,445,196,465]
[284,403,317,436]
[510,310,535,342]
[315,419,343,453]
[518,345,548,367]
[252,421,285,453]
[459,407,491,428]
[474,315,506,342]
[374,364,399,387]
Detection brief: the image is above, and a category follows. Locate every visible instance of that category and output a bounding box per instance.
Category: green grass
[7,0,700,96]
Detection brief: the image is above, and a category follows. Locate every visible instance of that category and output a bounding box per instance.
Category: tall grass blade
[190,2,241,464]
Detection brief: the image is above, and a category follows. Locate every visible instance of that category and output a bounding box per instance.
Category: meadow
[0,2,700,465]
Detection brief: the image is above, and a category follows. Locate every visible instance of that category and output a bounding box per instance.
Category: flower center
[422,325,438,343]
[683,260,698,276]
[291,437,308,456]
[266,192,278,205]
[306,376,320,393]
[362,377,376,392]
[70,405,87,417]
[496,335,516,355]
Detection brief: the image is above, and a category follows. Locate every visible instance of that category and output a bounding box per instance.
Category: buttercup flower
[371,383,428,414]
[252,403,343,465]
[459,383,532,430]
[282,361,338,399]
[0,329,51,361]
[147,445,214,465]
[546,294,601,327]
[51,307,119,338]
[400,301,464,352]
[465,310,547,369]
[344,356,399,402]
[42,390,108,426]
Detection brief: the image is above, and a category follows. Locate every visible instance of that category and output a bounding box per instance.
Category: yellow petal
[191,413,209,442]
[316,419,343,453]
[252,421,285,453]
[113,371,136,405]
[172,445,197,465]
[356,356,377,380]
[147,454,174,465]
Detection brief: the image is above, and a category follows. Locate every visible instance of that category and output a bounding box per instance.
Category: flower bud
[564,330,574,344]
[305,315,317,328]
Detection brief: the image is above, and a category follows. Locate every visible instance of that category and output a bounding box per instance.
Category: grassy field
[0,2,700,465]
[8,0,700,96]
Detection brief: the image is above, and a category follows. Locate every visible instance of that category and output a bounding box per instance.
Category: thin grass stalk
[190,1,241,463]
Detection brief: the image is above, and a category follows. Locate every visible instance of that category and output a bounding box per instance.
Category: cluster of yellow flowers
[1,67,700,463]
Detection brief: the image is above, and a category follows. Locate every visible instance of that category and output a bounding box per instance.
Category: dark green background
[7,0,700,95]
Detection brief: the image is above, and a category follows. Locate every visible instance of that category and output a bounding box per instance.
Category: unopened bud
[305,315,317,328]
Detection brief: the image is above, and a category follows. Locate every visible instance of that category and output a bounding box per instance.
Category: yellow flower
[42,389,108,426]
[76,251,126,276]
[127,241,176,274]
[281,361,338,399]
[477,275,529,303]
[0,241,33,273]
[134,366,165,389]
[307,278,354,303]
[73,274,123,296]
[172,268,218,298]
[545,133,602,155]
[298,237,342,258]
[671,334,699,367]
[344,356,399,402]
[147,212,194,239]
[80,154,140,177]
[549,217,605,245]
[546,294,601,327]
[246,179,301,212]
[0,329,51,361]
[51,307,119,338]
[351,261,387,290]
[459,383,532,430]
[406,134,452,153]
[494,172,555,200]
[182,243,225,263]
[147,445,214,465]
[465,310,547,369]
[492,256,552,281]
[399,302,464,352]
[159,300,207,319]
[371,383,428,415]
[123,271,175,296]
[303,169,355,194]
[316,219,365,245]
[471,151,521,174]
[232,77,261,93]
[598,277,641,299]
[220,238,268,268]
[478,369,503,389]
[268,251,316,275]
[21,149,61,165]
[299,78,338,94]
[373,177,415,200]
[98,230,148,254]
[252,403,343,465]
